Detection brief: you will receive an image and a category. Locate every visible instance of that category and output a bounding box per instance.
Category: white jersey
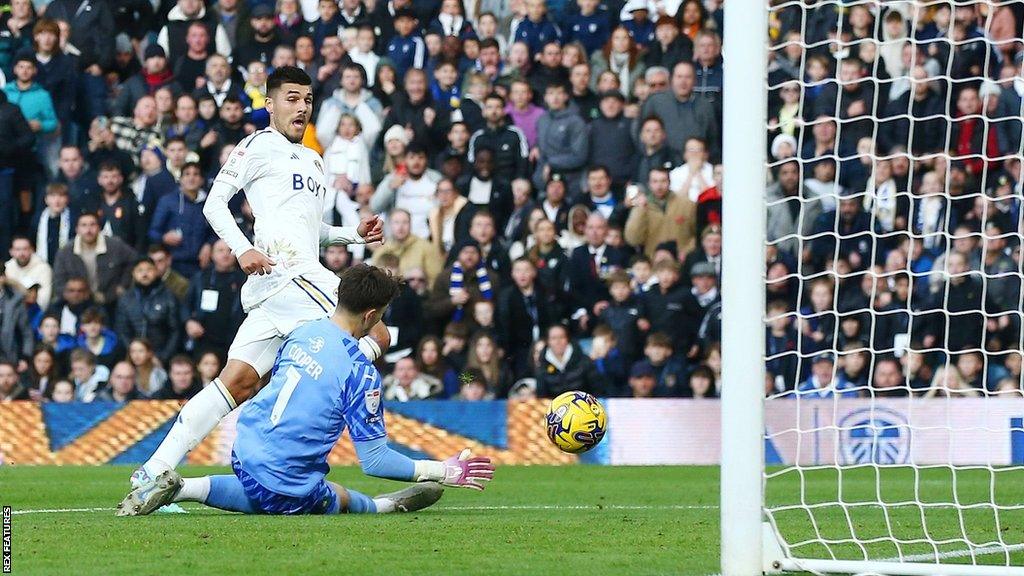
[212,127,333,311]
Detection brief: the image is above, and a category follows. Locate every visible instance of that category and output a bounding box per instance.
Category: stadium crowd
[0,0,1020,405]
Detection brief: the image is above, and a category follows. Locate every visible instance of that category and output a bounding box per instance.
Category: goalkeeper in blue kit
[118,265,494,516]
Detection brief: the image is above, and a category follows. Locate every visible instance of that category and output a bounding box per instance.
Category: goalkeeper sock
[204,475,258,514]
[146,378,236,475]
[173,477,211,503]
[343,488,378,514]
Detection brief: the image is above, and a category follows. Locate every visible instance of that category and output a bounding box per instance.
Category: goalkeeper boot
[375,482,445,513]
[116,470,183,517]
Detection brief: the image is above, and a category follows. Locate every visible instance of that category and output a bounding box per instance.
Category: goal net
[723,1,1024,574]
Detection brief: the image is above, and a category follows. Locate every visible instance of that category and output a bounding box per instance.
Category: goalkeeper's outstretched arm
[353,437,495,491]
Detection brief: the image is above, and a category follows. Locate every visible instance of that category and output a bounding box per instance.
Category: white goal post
[721,1,1024,575]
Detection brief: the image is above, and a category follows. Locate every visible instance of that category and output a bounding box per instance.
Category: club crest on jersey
[308,336,324,353]
[364,389,381,414]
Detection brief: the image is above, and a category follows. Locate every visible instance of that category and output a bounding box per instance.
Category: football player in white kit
[118,66,388,515]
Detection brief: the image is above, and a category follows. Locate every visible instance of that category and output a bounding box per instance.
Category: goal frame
[719,0,771,574]
[718,3,1024,576]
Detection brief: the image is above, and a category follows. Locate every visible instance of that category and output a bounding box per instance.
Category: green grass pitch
[2,465,1022,575]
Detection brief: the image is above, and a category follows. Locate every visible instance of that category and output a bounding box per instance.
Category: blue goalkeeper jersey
[233,318,386,497]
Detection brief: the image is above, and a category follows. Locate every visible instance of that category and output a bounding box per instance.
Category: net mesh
[760,0,1024,569]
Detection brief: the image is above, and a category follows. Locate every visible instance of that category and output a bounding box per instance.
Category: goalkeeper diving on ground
[117,265,495,516]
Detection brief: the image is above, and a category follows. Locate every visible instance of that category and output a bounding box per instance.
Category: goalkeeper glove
[415,448,495,491]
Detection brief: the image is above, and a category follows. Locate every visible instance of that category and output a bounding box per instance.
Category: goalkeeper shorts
[231,452,339,515]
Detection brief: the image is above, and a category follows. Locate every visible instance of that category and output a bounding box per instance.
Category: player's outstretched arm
[320,213,384,247]
[204,180,276,275]
[354,437,495,491]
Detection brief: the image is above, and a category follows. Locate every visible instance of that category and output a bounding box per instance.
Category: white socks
[373,498,396,513]
[145,378,236,475]
[173,477,211,503]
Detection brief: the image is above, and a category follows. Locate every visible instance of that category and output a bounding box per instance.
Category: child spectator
[597,271,642,360]
[643,332,689,397]
[590,324,629,396]
[386,8,425,81]
[76,307,124,370]
[69,349,109,402]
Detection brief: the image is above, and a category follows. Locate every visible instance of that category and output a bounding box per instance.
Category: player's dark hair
[267,65,312,95]
[336,264,402,315]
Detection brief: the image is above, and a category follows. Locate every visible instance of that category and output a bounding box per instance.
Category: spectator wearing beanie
[111,44,182,118]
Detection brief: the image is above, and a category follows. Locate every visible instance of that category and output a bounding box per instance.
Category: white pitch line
[881,543,1024,563]
[11,507,111,515]
[9,504,716,516]
[445,504,717,511]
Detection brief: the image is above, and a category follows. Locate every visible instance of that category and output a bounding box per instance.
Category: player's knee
[219,360,262,404]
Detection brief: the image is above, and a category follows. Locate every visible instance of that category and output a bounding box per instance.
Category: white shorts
[227,271,340,377]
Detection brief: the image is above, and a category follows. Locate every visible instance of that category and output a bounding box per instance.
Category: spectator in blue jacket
[74,306,124,370]
[565,0,610,57]
[387,7,425,81]
[147,162,214,278]
[5,55,59,175]
[512,0,562,56]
